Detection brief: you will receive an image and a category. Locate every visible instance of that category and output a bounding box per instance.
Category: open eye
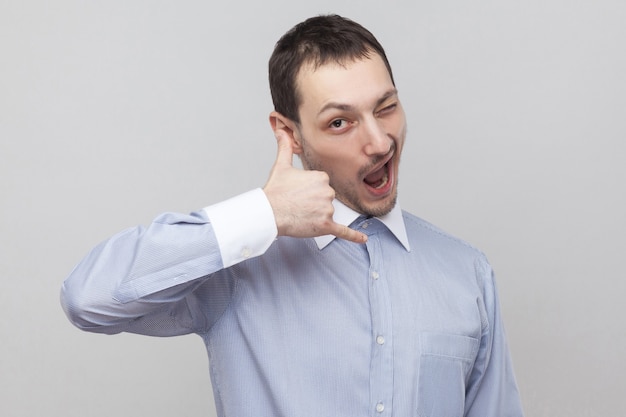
[329,119,348,129]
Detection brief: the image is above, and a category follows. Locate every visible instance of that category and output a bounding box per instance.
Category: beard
[299,137,398,218]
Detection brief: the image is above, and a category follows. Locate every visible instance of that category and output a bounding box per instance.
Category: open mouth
[364,163,389,189]
[363,160,391,191]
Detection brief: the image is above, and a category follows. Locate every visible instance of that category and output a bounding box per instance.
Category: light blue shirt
[61,189,523,417]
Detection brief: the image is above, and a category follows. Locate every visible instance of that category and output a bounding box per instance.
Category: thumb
[274,130,295,168]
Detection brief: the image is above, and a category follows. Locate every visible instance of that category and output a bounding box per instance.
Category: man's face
[293,53,407,217]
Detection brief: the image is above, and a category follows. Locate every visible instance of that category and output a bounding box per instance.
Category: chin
[359,193,398,218]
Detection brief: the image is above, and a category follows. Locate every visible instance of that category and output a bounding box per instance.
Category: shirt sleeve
[60,188,277,336]
[464,257,525,417]
[203,188,277,268]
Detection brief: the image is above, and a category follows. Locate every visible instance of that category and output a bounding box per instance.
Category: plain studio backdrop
[1,1,624,416]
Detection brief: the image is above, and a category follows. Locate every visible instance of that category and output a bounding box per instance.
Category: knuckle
[316,171,330,182]
[320,216,333,228]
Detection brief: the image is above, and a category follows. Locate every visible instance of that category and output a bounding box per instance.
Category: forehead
[296,54,395,115]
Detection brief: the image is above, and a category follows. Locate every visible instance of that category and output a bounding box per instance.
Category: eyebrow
[317,88,398,116]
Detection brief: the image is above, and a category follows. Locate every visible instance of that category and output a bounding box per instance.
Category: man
[61,14,524,417]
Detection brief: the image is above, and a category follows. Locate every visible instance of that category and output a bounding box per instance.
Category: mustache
[358,142,396,178]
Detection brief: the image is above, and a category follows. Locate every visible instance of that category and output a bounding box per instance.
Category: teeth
[374,171,389,189]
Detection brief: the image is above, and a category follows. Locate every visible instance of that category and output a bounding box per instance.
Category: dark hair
[268,14,395,124]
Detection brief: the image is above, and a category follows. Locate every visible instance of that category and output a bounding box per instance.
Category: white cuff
[202,188,277,268]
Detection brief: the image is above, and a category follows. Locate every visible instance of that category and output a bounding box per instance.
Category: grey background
[1,1,624,416]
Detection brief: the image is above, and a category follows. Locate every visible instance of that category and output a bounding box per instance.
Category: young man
[62,15,524,417]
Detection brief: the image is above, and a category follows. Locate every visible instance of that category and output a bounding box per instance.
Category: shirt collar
[313,200,411,252]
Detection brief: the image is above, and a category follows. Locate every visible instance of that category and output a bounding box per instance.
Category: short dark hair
[268,14,395,124]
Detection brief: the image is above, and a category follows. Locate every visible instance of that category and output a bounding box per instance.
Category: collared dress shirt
[61,189,524,417]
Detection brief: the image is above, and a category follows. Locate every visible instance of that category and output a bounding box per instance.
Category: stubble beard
[299,140,399,218]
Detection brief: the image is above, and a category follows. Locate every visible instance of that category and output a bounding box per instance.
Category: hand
[263,130,367,244]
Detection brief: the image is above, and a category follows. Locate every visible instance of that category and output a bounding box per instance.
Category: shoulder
[401,210,495,294]
[401,210,488,264]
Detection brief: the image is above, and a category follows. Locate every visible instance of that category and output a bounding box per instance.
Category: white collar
[313,200,411,252]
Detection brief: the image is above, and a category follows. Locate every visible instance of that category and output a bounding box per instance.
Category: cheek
[391,106,407,134]
[392,114,407,135]
[314,142,354,167]
[322,153,362,185]
[390,121,407,151]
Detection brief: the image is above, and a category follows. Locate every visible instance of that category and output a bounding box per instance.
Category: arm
[464,258,524,417]
[60,189,276,336]
[61,129,367,336]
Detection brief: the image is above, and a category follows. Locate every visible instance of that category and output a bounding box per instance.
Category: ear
[269,111,303,154]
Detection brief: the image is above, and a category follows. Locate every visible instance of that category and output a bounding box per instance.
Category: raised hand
[263,130,367,244]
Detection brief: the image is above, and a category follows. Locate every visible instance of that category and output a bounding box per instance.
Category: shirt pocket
[416,332,479,417]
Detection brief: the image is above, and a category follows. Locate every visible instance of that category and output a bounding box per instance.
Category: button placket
[364,221,393,417]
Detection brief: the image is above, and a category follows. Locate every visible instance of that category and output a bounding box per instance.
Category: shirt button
[376,403,385,413]
[361,222,369,229]
[371,271,380,280]
[376,335,385,345]
[241,247,251,258]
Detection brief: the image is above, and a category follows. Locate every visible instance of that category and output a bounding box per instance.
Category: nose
[362,118,392,156]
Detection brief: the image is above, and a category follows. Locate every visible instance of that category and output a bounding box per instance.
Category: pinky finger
[333,223,368,244]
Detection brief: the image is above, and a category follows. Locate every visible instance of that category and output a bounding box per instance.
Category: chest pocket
[417,332,479,417]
